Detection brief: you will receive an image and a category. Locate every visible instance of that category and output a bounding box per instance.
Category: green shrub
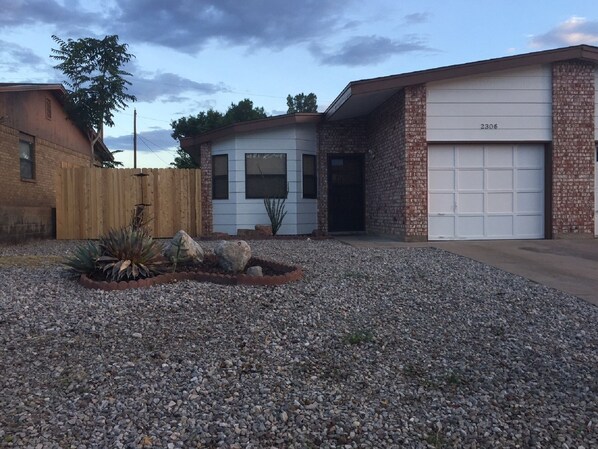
[97,226,165,281]
[64,241,101,275]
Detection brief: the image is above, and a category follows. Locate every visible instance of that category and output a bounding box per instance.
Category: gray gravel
[1,239,596,448]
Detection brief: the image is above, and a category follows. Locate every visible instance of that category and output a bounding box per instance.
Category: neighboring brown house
[0,83,113,242]
[182,44,598,241]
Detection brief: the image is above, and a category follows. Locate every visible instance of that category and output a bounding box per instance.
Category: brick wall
[0,123,90,241]
[317,118,368,233]
[551,61,596,238]
[199,142,213,235]
[366,91,406,236]
[366,85,427,240]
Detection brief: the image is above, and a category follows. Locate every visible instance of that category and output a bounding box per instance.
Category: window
[302,154,317,198]
[45,98,52,120]
[245,153,287,198]
[19,133,35,180]
[212,154,228,199]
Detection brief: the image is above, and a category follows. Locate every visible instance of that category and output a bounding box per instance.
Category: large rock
[215,240,251,273]
[163,230,204,264]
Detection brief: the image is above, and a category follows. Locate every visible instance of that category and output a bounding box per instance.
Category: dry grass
[0,255,62,268]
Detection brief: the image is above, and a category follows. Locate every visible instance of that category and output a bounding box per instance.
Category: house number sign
[480,123,498,129]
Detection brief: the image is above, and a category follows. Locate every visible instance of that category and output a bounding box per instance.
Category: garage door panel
[517,145,544,166]
[487,192,513,213]
[515,215,544,237]
[485,146,513,167]
[517,192,543,213]
[458,170,484,189]
[429,216,455,239]
[457,216,484,237]
[429,144,544,240]
[487,169,513,190]
[458,193,484,213]
[429,170,454,189]
[429,193,454,214]
[486,216,514,237]
[457,147,484,167]
[429,146,455,167]
[516,169,543,189]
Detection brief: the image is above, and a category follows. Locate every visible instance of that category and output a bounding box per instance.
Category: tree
[51,35,136,167]
[101,149,125,168]
[170,99,268,168]
[286,92,318,113]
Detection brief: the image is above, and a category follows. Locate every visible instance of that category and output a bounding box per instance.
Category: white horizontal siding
[211,123,318,235]
[427,65,552,142]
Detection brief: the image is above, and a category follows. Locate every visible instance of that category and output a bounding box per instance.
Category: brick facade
[551,61,596,238]
[199,142,213,235]
[1,123,91,241]
[366,85,427,240]
[317,118,368,233]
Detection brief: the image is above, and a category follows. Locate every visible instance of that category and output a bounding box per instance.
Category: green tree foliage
[170,99,268,168]
[101,150,125,168]
[286,92,318,113]
[51,35,136,166]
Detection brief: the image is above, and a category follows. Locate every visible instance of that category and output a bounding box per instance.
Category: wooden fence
[56,168,202,239]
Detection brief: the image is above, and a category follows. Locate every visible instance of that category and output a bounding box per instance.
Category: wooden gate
[56,168,202,239]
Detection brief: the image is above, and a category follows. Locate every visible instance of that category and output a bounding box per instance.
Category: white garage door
[428,144,544,240]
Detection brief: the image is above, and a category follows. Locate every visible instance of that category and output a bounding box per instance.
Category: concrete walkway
[337,236,598,306]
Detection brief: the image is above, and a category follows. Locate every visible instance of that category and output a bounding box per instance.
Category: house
[181,44,598,241]
[0,83,113,242]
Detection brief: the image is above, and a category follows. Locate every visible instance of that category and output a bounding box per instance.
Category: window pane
[20,160,33,179]
[303,154,315,175]
[19,141,32,160]
[213,178,228,199]
[303,154,317,198]
[246,175,287,198]
[246,153,285,175]
[213,155,227,176]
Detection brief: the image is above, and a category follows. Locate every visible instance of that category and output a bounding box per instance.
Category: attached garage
[428,144,545,240]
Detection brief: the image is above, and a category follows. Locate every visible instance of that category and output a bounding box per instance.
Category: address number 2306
[480,123,498,130]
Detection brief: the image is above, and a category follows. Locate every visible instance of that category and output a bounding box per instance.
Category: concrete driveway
[338,236,598,306]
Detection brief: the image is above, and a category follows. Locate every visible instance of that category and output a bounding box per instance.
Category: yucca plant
[97,226,165,281]
[64,241,102,276]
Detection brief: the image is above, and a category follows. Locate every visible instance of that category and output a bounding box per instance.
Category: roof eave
[180,113,324,148]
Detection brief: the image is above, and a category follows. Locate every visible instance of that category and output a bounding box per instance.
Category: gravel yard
[1,239,596,449]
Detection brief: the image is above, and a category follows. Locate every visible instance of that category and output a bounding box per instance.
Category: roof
[180,112,324,148]
[0,83,113,162]
[326,44,598,120]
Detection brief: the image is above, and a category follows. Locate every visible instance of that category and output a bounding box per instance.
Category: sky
[1,0,598,168]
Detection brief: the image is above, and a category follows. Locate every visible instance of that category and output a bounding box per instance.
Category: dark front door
[328,154,365,232]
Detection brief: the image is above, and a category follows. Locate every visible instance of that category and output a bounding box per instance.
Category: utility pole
[133,108,137,169]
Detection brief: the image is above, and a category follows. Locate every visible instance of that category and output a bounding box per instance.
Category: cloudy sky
[2,0,597,167]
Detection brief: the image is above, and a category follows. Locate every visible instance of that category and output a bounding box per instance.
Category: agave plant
[64,241,101,275]
[97,226,165,281]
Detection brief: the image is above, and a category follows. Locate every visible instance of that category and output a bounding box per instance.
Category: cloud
[0,40,48,76]
[109,0,354,53]
[0,0,94,28]
[310,35,433,66]
[530,17,598,47]
[130,72,230,103]
[104,128,177,152]
[403,12,431,25]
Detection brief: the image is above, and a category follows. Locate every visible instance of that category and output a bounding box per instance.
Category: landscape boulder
[246,266,263,277]
[163,230,204,264]
[215,240,251,273]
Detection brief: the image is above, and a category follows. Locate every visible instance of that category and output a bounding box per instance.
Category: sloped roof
[0,83,113,161]
[326,44,598,120]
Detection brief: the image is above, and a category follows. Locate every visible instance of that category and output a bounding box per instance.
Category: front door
[328,154,365,232]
